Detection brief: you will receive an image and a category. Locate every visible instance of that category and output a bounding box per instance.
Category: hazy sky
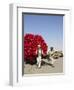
[23,14,63,51]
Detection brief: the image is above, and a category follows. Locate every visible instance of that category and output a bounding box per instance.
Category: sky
[23,14,63,51]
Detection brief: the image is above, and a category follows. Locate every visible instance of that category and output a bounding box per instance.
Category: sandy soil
[24,58,63,74]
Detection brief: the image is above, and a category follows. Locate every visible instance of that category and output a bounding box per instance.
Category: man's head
[38,45,41,47]
[50,47,54,51]
[38,45,41,49]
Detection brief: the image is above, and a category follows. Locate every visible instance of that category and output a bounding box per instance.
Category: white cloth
[37,49,42,68]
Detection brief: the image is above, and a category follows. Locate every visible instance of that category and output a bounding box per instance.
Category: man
[48,47,56,65]
[36,45,43,68]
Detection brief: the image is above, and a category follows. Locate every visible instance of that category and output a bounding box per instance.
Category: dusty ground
[24,58,63,74]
